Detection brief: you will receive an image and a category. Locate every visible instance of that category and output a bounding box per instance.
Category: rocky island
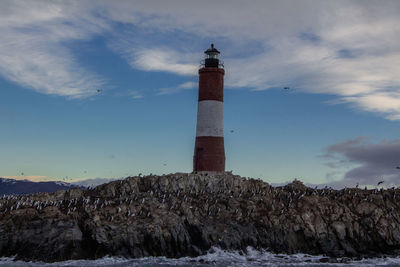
[1,172,400,262]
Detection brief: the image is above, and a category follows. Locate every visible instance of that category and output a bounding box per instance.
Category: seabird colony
[1,173,400,224]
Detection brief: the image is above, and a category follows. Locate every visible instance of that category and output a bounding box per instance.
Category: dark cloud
[323,137,400,187]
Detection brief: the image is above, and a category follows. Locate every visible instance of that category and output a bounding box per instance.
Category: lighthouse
[193,44,225,173]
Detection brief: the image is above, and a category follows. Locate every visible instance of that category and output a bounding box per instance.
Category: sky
[0,0,400,188]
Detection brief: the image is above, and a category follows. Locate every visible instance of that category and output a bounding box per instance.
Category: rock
[332,221,346,240]
[319,257,330,263]
[1,173,400,262]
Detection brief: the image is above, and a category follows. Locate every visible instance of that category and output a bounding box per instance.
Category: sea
[1,247,400,267]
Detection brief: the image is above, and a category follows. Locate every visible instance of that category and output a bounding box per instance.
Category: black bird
[230,130,234,133]
[396,166,400,170]
[377,181,384,186]
[96,89,102,93]
[284,87,290,90]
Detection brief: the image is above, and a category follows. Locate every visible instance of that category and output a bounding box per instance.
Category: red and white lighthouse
[193,44,225,173]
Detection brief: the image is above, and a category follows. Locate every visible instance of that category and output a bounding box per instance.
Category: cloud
[103,0,400,119]
[157,81,197,95]
[0,0,106,98]
[341,92,400,120]
[178,81,197,89]
[118,47,198,76]
[322,137,400,188]
[1,0,400,119]
[128,90,144,99]
[3,175,47,182]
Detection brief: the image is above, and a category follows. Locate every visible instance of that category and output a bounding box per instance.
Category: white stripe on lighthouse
[196,100,223,137]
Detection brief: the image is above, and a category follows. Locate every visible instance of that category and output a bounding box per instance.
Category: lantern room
[204,43,222,68]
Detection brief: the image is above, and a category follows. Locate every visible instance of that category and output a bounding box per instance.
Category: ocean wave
[2,247,400,266]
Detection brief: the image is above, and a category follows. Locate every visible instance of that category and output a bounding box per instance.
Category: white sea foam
[1,247,400,266]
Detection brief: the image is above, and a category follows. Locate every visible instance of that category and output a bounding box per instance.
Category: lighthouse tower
[193,44,225,173]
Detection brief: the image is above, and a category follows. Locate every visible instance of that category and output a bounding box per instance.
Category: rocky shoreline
[1,172,400,262]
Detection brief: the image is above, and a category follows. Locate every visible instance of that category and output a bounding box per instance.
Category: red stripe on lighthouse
[198,68,224,102]
[194,136,225,172]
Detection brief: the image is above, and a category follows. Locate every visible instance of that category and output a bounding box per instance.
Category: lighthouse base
[193,136,225,172]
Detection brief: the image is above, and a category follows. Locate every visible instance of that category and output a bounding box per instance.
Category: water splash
[2,247,400,266]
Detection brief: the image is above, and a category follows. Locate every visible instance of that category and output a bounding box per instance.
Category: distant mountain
[0,177,84,195]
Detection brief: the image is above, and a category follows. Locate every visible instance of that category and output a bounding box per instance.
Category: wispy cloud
[118,47,198,76]
[0,0,106,98]
[178,81,197,89]
[157,81,197,95]
[341,92,400,120]
[129,90,144,99]
[1,1,400,119]
[104,1,400,120]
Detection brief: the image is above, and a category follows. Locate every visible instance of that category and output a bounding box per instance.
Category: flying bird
[377,181,384,186]
[283,87,290,90]
[96,89,102,93]
[396,167,400,170]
